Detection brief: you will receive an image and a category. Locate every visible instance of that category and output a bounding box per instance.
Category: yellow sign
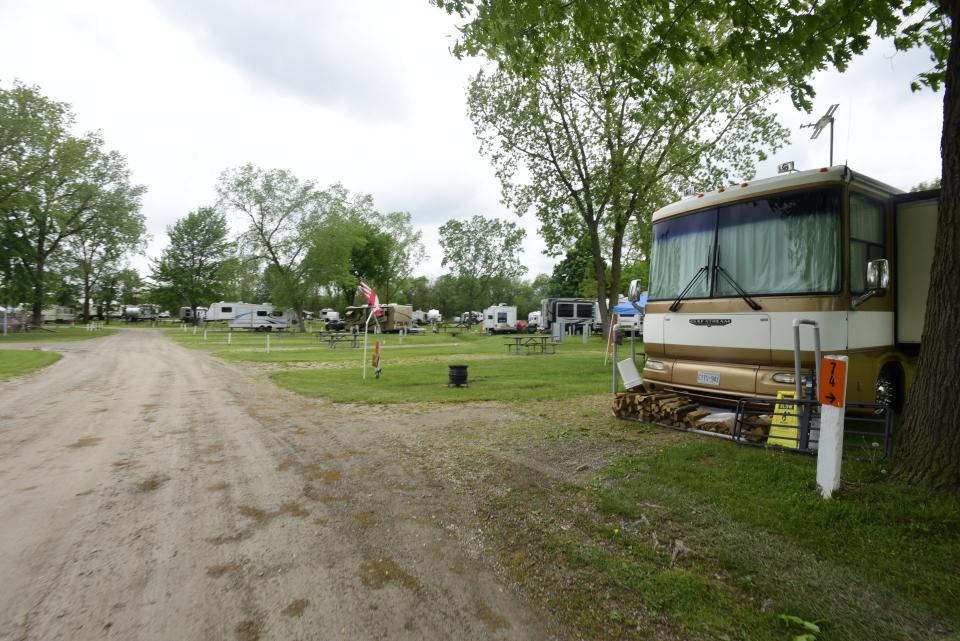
[767,390,799,448]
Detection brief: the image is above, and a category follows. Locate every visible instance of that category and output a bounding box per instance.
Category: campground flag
[359,281,384,316]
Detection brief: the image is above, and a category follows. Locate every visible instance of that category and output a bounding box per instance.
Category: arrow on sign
[825,392,837,405]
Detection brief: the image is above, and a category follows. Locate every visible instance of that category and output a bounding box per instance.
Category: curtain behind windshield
[649,209,716,299]
[715,189,840,296]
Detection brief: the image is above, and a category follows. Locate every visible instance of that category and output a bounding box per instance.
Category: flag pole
[363,307,374,380]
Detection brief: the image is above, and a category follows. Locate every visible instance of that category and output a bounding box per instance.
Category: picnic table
[505,335,555,355]
[313,331,360,348]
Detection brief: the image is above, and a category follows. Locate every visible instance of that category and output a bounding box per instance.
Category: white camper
[412,310,427,325]
[527,310,541,328]
[426,309,442,324]
[41,305,75,323]
[483,304,517,334]
[205,301,291,331]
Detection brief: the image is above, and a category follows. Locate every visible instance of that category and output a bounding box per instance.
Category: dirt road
[0,330,555,641]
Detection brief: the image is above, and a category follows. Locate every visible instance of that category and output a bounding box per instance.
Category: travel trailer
[483,304,517,334]
[540,298,596,334]
[412,310,427,325]
[122,304,158,322]
[426,309,442,324]
[459,311,483,325]
[642,165,938,411]
[345,304,414,333]
[318,308,340,323]
[205,302,292,331]
[41,306,75,324]
[527,311,541,328]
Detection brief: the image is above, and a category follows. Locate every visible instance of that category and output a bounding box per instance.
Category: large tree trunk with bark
[587,225,610,336]
[893,2,960,489]
[82,273,92,322]
[31,256,44,327]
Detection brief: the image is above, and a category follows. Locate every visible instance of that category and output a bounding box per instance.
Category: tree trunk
[892,2,960,489]
[82,273,92,322]
[587,224,610,336]
[31,257,44,327]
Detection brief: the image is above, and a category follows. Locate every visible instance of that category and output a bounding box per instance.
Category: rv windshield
[649,209,716,300]
[649,187,841,300]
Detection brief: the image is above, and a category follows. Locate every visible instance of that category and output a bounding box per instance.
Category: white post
[227,331,232,345]
[203,329,208,341]
[192,325,197,336]
[266,334,271,353]
[816,355,848,499]
[399,328,404,345]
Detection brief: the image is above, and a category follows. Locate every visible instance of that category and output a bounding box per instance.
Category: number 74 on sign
[818,356,847,408]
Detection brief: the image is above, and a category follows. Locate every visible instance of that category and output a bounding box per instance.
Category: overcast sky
[0,0,945,282]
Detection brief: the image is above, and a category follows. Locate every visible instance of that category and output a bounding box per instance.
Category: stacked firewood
[613,391,772,441]
[613,391,702,425]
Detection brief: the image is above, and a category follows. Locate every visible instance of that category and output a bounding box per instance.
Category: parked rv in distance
[40,306,75,324]
[483,304,517,334]
[426,309,442,324]
[540,297,596,334]
[345,304,413,333]
[122,304,158,322]
[205,301,293,331]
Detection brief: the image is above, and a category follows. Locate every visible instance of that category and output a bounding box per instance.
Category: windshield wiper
[670,265,710,312]
[714,265,762,310]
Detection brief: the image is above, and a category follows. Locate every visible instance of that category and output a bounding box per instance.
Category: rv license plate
[697,371,721,386]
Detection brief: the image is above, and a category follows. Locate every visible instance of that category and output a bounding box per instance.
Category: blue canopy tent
[611,293,647,316]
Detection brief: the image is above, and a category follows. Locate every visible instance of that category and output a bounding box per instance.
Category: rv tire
[875,362,905,415]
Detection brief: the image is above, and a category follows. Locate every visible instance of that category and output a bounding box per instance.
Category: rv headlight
[645,360,665,371]
[772,372,796,384]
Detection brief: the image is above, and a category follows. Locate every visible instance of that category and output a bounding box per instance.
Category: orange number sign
[818,357,847,408]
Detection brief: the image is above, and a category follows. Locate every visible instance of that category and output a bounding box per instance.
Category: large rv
[205,301,292,331]
[642,166,938,411]
[344,304,413,333]
[540,298,596,333]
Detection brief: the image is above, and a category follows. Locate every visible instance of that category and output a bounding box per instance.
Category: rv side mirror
[628,279,643,303]
[853,258,890,308]
[866,258,890,291]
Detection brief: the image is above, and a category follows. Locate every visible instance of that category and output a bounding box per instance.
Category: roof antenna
[800,103,839,166]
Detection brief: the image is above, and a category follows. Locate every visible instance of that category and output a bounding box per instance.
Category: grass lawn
[168,323,959,639]
[0,349,62,380]
[169,325,618,403]
[436,409,960,641]
[0,325,118,342]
